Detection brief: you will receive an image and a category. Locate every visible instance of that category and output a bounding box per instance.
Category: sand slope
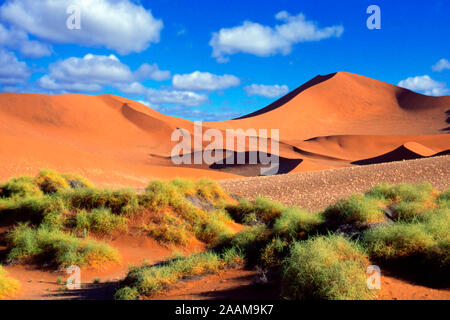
[0,72,449,185]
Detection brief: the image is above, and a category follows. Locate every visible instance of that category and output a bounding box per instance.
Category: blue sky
[0,0,449,120]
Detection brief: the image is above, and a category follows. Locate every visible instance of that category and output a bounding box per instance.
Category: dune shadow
[46,281,119,300]
[442,110,450,132]
[209,151,302,176]
[352,145,426,165]
[235,73,337,120]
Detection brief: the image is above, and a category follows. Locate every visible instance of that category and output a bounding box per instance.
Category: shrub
[391,201,432,222]
[322,195,385,228]
[226,196,286,225]
[6,224,120,268]
[273,208,322,239]
[281,235,374,300]
[363,220,449,287]
[75,208,127,235]
[62,188,139,215]
[143,212,191,246]
[365,182,436,204]
[34,170,70,194]
[260,237,289,268]
[0,176,43,198]
[0,266,20,300]
[0,195,67,225]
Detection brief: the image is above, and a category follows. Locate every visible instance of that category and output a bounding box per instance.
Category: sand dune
[0,72,449,186]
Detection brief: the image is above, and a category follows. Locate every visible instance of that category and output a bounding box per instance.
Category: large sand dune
[0,72,449,186]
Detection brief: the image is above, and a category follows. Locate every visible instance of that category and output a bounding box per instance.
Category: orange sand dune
[0,72,449,185]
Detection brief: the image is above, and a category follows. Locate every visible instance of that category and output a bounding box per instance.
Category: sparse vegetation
[115,250,243,300]
[0,171,448,300]
[0,266,20,300]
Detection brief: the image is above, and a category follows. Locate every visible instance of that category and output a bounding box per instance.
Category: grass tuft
[281,235,374,300]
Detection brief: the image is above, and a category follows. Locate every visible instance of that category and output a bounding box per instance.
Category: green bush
[0,195,67,225]
[281,235,374,300]
[363,218,449,287]
[273,208,322,239]
[62,188,139,215]
[226,196,286,225]
[34,170,70,194]
[75,208,127,235]
[365,182,435,204]
[322,195,385,227]
[6,224,120,268]
[0,176,43,198]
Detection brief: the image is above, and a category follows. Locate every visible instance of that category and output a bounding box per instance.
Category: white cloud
[432,58,450,72]
[0,0,163,55]
[172,71,240,91]
[146,88,209,107]
[398,75,449,96]
[0,49,30,84]
[135,63,171,81]
[37,53,169,92]
[0,24,51,58]
[244,83,289,98]
[210,11,343,62]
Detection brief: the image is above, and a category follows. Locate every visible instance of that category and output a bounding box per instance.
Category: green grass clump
[281,235,374,300]
[273,208,322,239]
[139,179,236,246]
[34,170,71,194]
[74,208,127,235]
[143,212,191,245]
[0,176,43,198]
[363,210,449,287]
[365,182,436,204]
[115,250,243,299]
[0,266,20,300]
[226,196,286,225]
[322,195,385,227]
[260,237,289,268]
[62,188,139,216]
[0,195,67,225]
[6,224,120,268]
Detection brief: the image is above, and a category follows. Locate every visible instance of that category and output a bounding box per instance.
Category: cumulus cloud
[172,71,240,91]
[0,49,30,84]
[0,24,51,58]
[432,58,450,72]
[37,53,169,92]
[0,0,163,55]
[398,75,449,96]
[135,63,171,81]
[145,88,209,107]
[210,11,343,62]
[244,83,289,98]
